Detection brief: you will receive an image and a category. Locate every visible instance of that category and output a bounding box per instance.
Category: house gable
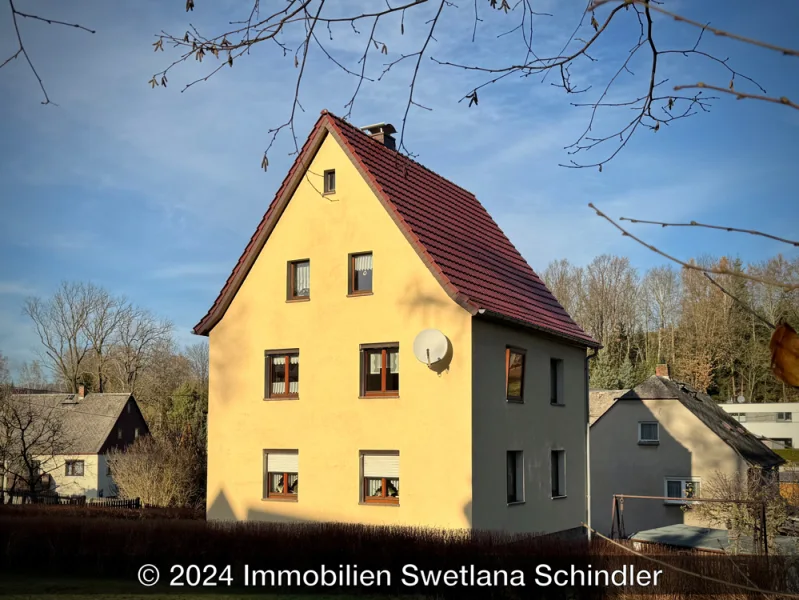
[194,112,597,349]
[99,397,150,454]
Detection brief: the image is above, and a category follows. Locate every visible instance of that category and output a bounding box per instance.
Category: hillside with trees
[544,254,799,402]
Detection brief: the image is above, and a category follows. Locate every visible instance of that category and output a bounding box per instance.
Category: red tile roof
[194,111,598,348]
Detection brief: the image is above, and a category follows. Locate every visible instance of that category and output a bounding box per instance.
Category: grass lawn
[0,579,423,600]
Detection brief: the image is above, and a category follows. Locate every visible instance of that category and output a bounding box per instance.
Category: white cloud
[0,282,37,296]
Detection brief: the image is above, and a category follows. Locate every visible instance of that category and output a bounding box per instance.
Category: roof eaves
[476,308,602,349]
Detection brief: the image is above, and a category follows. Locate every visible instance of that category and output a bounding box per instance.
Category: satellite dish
[736,395,746,404]
[413,329,449,366]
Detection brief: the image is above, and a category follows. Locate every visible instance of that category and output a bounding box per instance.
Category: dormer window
[287,260,310,300]
[324,169,336,194]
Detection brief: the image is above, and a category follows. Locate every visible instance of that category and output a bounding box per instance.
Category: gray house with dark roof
[590,372,784,536]
[4,388,149,498]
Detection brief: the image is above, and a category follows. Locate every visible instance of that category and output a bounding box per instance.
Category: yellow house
[195,112,599,534]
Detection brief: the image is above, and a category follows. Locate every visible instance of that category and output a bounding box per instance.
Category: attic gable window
[287,260,310,300]
[323,169,336,194]
[349,252,373,295]
[638,422,659,445]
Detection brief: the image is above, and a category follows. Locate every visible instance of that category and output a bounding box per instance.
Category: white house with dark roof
[5,387,149,498]
[590,371,784,536]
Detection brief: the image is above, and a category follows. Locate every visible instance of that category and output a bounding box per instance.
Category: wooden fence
[2,490,140,509]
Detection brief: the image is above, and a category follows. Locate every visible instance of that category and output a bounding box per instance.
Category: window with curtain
[638,421,659,444]
[288,260,310,299]
[65,460,85,477]
[361,345,399,396]
[665,478,700,504]
[350,252,373,294]
[324,169,336,193]
[505,348,525,402]
[265,351,300,399]
[362,452,399,505]
[264,450,299,500]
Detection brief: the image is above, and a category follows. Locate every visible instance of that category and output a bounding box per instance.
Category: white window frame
[664,477,700,505]
[550,448,566,499]
[777,412,793,423]
[638,421,659,444]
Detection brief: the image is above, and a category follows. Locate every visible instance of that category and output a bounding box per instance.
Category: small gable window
[287,260,310,300]
[638,421,659,444]
[324,169,336,194]
[349,252,373,295]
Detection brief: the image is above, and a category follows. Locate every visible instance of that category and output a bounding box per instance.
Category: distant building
[3,386,149,498]
[589,389,628,425]
[591,370,783,536]
[720,402,799,449]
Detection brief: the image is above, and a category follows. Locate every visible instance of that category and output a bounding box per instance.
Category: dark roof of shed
[619,376,784,469]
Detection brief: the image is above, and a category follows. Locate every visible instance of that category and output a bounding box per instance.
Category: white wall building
[720,403,799,449]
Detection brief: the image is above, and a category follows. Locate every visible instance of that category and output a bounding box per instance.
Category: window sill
[286,297,310,303]
[506,398,524,404]
[551,495,567,500]
[360,501,400,507]
[347,292,373,298]
[550,403,566,407]
[638,441,660,446]
[264,396,299,402]
[262,496,298,502]
[507,501,526,506]
[323,190,336,196]
[359,395,400,399]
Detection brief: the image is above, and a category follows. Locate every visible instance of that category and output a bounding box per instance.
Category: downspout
[585,347,599,541]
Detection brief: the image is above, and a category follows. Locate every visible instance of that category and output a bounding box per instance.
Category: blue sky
[0,0,797,376]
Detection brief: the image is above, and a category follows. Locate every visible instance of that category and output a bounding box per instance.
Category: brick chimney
[655,364,671,379]
[361,123,397,151]
[77,384,86,399]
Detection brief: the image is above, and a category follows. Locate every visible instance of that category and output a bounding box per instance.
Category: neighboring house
[195,111,600,533]
[720,402,799,449]
[589,389,628,425]
[4,386,149,498]
[591,370,784,536]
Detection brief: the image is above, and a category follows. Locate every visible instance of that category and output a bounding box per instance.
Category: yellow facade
[207,132,475,527]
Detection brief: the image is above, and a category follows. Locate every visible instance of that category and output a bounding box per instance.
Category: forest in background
[543,254,799,403]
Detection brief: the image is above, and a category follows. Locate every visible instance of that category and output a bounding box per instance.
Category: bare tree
[641,265,681,364]
[0,353,9,385]
[84,291,127,393]
[0,388,71,502]
[3,2,795,168]
[16,360,52,391]
[184,341,209,387]
[110,306,173,395]
[106,435,200,507]
[23,282,102,393]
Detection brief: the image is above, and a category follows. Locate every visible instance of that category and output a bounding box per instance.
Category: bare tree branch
[674,82,799,111]
[588,203,799,291]
[619,217,799,248]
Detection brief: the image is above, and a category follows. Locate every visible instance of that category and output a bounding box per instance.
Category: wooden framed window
[551,450,566,498]
[506,451,524,504]
[361,452,399,505]
[65,460,85,477]
[287,260,310,300]
[265,350,300,399]
[349,252,373,295]
[323,169,336,194]
[360,344,399,397]
[550,358,564,405]
[505,347,525,402]
[264,450,299,501]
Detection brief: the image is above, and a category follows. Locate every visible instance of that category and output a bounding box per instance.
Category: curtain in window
[294,262,310,296]
[289,355,299,394]
[388,350,399,374]
[354,253,373,272]
[666,480,682,498]
[370,353,382,374]
[640,423,658,440]
[272,356,285,394]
